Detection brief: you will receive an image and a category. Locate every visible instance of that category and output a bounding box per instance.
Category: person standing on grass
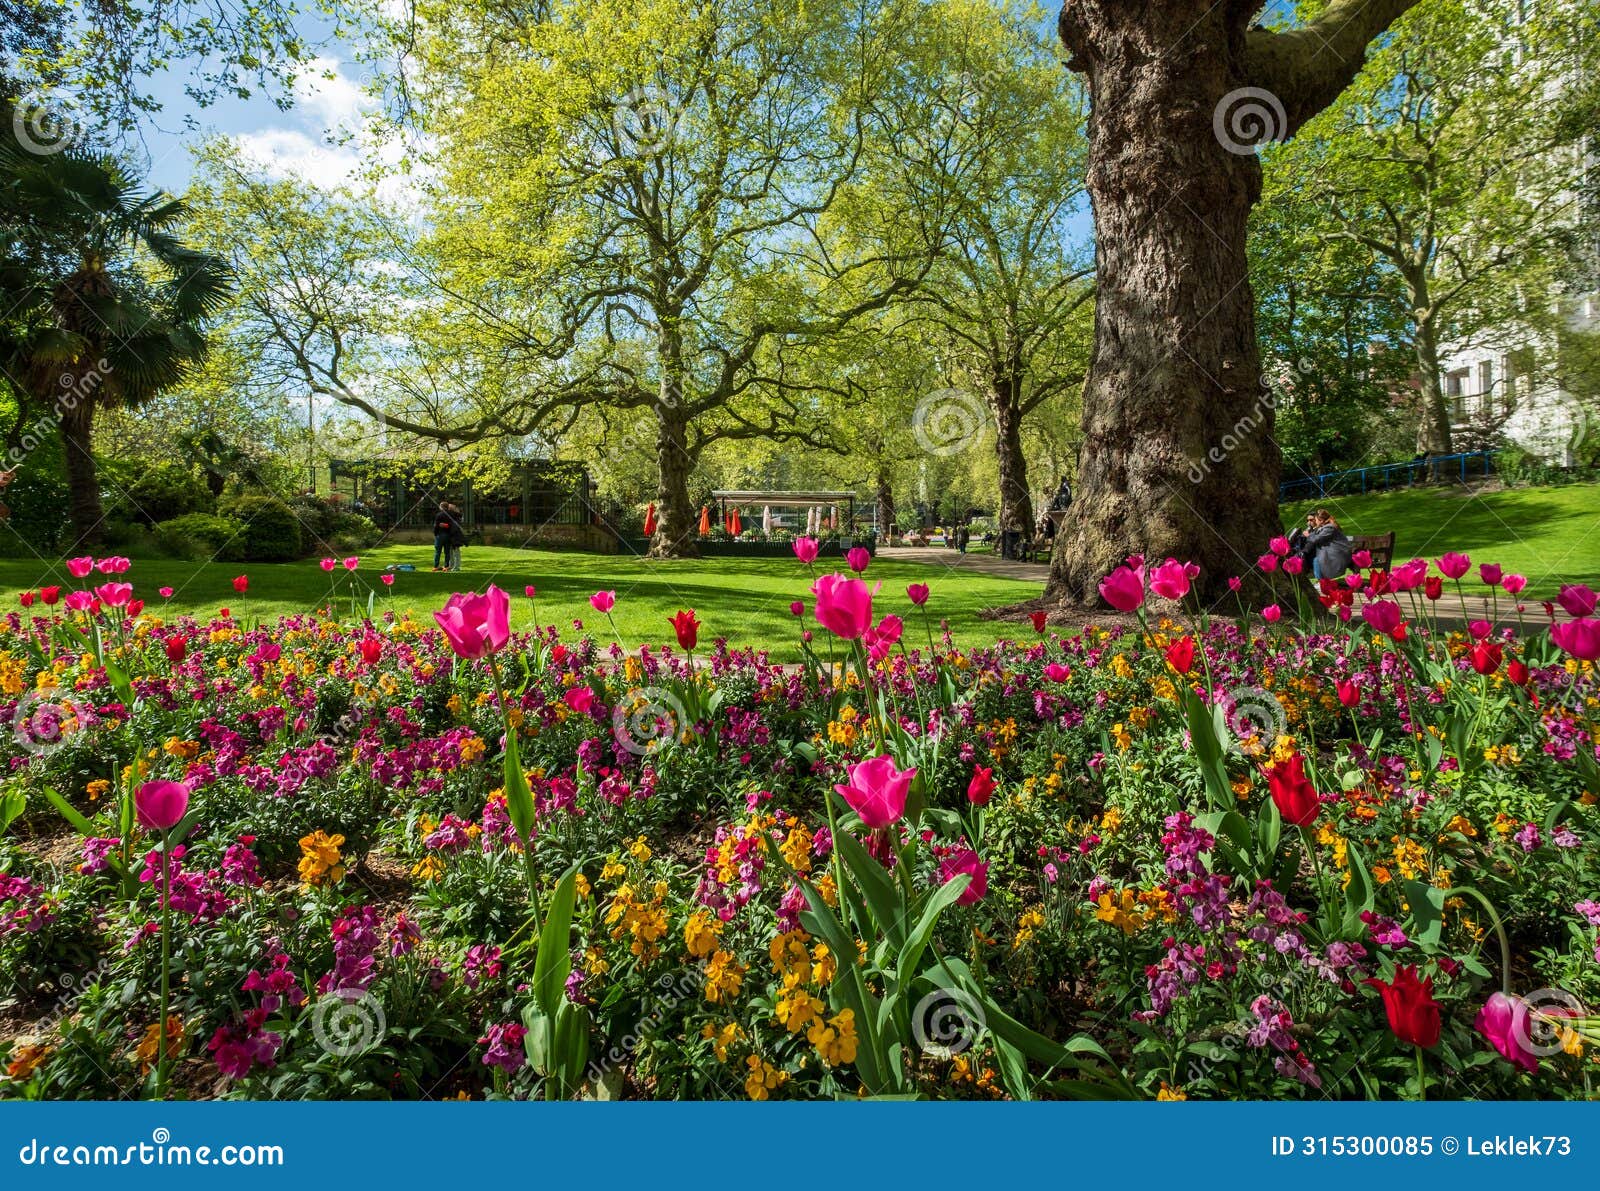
[444,502,467,572]
[432,502,451,571]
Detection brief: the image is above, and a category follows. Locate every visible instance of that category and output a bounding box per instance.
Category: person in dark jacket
[432,504,452,570]
[443,502,467,572]
[1296,509,1353,580]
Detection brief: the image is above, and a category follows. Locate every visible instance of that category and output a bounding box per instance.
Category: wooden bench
[1351,531,1395,571]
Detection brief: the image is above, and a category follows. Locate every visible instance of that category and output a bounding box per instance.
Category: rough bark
[649,397,699,559]
[875,467,895,542]
[60,400,103,549]
[991,366,1035,539]
[1048,0,1422,605]
[1413,317,1454,457]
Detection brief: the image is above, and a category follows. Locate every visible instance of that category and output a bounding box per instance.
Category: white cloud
[292,56,373,135]
[232,128,365,189]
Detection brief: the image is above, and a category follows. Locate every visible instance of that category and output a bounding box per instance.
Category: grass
[0,544,1045,660]
[1282,480,1600,596]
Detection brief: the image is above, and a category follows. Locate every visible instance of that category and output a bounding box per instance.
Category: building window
[1446,370,1468,421]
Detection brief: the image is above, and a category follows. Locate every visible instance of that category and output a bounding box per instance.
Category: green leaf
[0,787,25,835]
[500,730,536,848]
[41,785,94,835]
[1401,878,1445,948]
[533,867,579,1018]
[832,828,906,948]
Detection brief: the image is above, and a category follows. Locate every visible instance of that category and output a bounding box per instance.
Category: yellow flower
[701,1021,743,1063]
[811,943,837,985]
[5,1042,53,1080]
[1110,723,1132,751]
[133,1016,185,1074]
[683,909,722,958]
[1094,890,1146,935]
[411,855,444,882]
[807,1009,858,1067]
[86,779,110,802]
[1013,906,1046,949]
[459,735,486,763]
[628,835,653,863]
[1157,1081,1187,1101]
[297,830,346,887]
[744,1054,788,1101]
[703,950,745,1004]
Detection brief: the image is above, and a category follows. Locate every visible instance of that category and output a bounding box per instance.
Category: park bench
[1351,531,1395,571]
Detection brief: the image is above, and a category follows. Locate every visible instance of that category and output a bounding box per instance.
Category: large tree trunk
[1048,0,1421,606]
[875,466,895,541]
[649,396,699,558]
[991,370,1035,544]
[1413,317,1453,457]
[60,400,104,549]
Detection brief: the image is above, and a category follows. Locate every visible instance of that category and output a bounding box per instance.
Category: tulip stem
[156,837,172,1101]
[1414,1044,1426,1102]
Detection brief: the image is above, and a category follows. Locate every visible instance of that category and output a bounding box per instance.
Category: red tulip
[164,636,187,663]
[1469,641,1502,675]
[1264,752,1320,827]
[966,764,995,806]
[1335,679,1360,708]
[126,599,144,619]
[232,575,249,593]
[39,586,60,605]
[359,637,383,665]
[18,591,35,607]
[1423,576,1443,600]
[670,609,700,651]
[1164,636,1196,675]
[1364,965,1441,1049]
[1507,659,1530,686]
[1029,610,1048,634]
[136,780,190,833]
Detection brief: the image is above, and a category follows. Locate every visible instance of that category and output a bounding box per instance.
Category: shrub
[153,512,247,561]
[217,494,304,561]
[0,468,71,553]
[115,462,214,525]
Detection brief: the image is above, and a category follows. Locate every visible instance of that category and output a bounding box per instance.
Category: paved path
[876,545,1048,582]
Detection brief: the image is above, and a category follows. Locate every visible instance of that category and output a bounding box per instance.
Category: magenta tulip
[433,586,512,659]
[94,582,133,608]
[1557,584,1598,618]
[1478,563,1503,587]
[1437,552,1471,579]
[1262,604,1282,623]
[1097,564,1145,612]
[136,780,190,833]
[906,583,930,606]
[793,537,820,565]
[833,753,915,829]
[1551,618,1600,661]
[342,556,359,571]
[65,556,93,579]
[939,849,989,905]
[1269,536,1290,557]
[1475,992,1540,1074]
[812,573,874,640]
[1501,573,1527,595]
[319,558,337,572]
[1361,599,1405,638]
[589,590,616,614]
[846,546,871,574]
[1148,557,1197,601]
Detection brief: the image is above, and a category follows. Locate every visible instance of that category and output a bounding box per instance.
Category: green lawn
[1283,480,1600,596]
[0,545,1043,659]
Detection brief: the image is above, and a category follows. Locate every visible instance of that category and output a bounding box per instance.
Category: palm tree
[2,104,233,546]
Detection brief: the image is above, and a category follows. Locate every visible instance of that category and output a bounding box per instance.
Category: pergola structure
[710,489,858,535]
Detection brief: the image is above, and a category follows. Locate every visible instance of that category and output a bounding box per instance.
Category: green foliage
[114,462,216,525]
[152,512,247,561]
[0,466,70,554]
[217,493,303,561]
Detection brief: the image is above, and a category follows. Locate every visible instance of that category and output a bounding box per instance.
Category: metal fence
[1279,451,1497,503]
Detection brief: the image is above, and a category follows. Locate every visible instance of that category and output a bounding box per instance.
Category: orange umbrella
[642,503,657,536]
[731,507,742,536]
[698,506,711,536]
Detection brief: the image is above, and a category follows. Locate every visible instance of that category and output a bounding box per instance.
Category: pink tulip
[342,556,359,571]
[1392,559,1428,591]
[66,556,93,579]
[1269,536,1290,557]
[1468,619,1492,640]
[1262,604,1282,623]
[64,591,94,612]
[589,590,616,614]
[1551,618,1600,661]
[1361,599,1405,638]
[136,780,190,833]
[789,601,804,617]
[1044,663,1071,682]
[564,686,596,715]
[846,547,871,574]
[1352,550,1372,569]
[1227,577,1242,592]
[433,586,512,660]
[94,582,133,608]
[1148,557,1198,601]
[1501,573,1527,595]
[1478,563,1503,587]
[1437,552,1471,579]
[380,574,395,586]
[319,558,337,572]
[906,583,930,607]
[1097,565,1144,612]
[812,573,874,640]
[793,537,820,565]
[524,585,537,598]
[833,753,915,829]
[1282,556,1304,576]
[1557,584,1598,618]
[939,849,989,905]
[159,587,174,599]
[1474,992,1540,1074]
[1257,553,1280,573]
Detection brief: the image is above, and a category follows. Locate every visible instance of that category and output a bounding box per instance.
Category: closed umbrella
[763,505,772,534]
[642,503,657,537]
[731,507,742,536]
[698,505,711,536]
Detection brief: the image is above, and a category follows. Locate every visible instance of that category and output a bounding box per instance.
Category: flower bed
[1,547,1597,1100]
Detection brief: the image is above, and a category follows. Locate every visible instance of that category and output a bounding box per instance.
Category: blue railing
[1279,450,1497,503]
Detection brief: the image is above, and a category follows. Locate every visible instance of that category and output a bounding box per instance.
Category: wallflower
[684,909,722,958]
[703,950,744,1003]
[744,1055,788,1101]
[297,830,346,887]
[807,1008,858,1067]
